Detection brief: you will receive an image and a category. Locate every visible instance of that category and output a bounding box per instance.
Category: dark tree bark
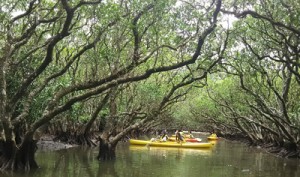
[0,138,38,171]
[76,92,111,146]
[97,138,116,161]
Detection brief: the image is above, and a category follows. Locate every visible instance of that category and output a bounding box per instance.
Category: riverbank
[37,135,78,151]
[222,134,300,159]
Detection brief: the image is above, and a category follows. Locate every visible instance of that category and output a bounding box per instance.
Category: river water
[1,136,299,177]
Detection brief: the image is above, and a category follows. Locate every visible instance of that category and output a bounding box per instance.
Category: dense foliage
[179,0,300,157]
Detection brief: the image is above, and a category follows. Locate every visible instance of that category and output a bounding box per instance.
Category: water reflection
[129,145,212,157]
[207,139,218,145]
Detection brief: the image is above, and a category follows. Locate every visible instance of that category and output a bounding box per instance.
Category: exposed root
[76,134,97,147]
[0,140,38,172]
[97,138,116,161]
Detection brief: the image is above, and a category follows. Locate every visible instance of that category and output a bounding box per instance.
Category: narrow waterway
[1,137,299,177]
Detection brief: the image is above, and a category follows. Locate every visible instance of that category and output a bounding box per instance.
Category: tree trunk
[77,92,111,147]
[0,139,38,171]
[76,133,96,147]
[97,138,116,161]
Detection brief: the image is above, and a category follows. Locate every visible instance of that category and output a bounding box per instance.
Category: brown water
[1,138,299,177]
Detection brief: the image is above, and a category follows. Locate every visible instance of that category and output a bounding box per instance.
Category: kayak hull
[207,136,218,140]
[186,138,202,142]
[129,139,213,148]
[168,137,202,142]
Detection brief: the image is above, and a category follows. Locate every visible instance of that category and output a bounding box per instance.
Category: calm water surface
[1,137,299,177]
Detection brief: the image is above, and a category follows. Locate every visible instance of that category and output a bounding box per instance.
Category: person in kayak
[160,129,168,142]
[188,130,194,138]
[175,130,184,143]
[150,135,161,142]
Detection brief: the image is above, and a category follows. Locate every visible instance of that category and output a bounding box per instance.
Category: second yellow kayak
[207,133,218,140]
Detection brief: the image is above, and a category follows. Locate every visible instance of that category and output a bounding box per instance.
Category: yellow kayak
[207,134,218,140]
[129,139,213,148]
